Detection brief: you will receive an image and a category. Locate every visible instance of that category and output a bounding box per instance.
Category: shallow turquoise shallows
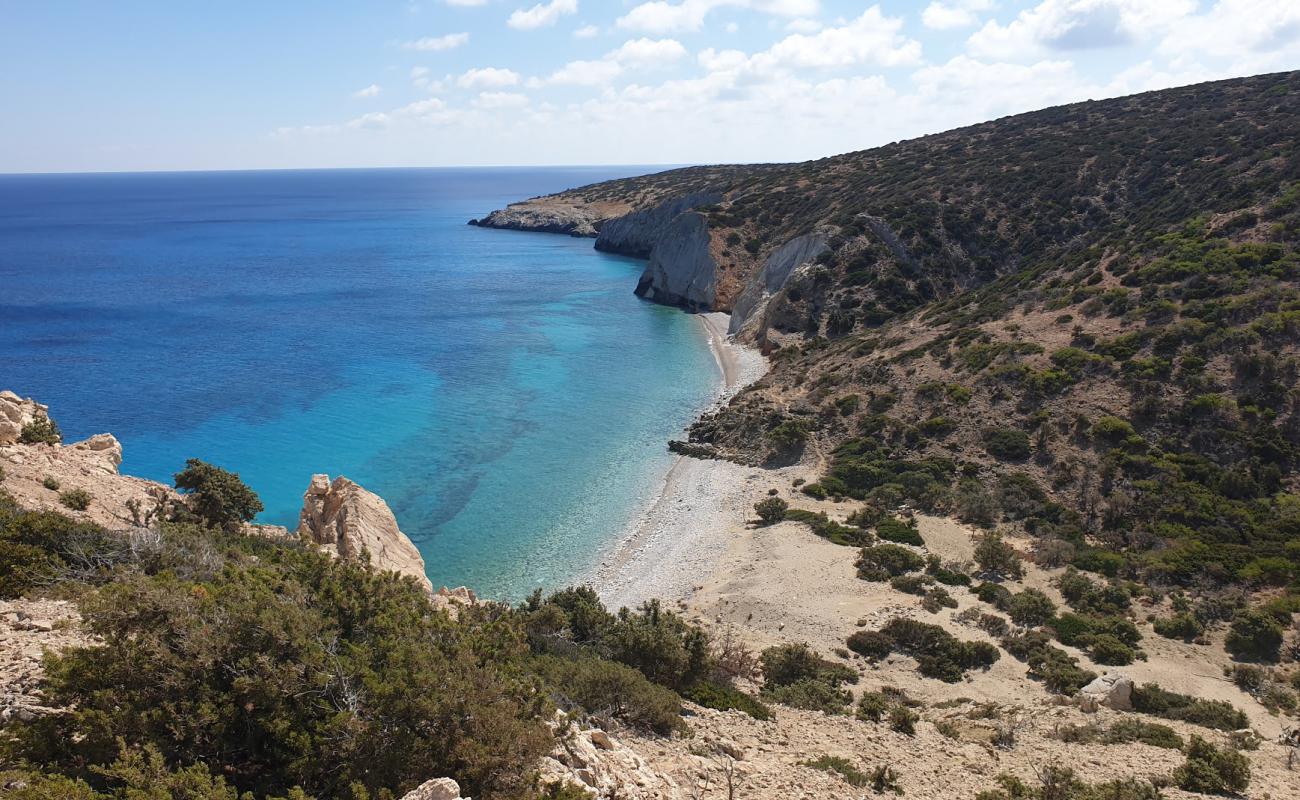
[0,167,720,598]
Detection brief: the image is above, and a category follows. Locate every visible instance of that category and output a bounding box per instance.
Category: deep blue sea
[0,167,719,598]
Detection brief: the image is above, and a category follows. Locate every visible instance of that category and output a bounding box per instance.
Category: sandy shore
[587,312,773,609]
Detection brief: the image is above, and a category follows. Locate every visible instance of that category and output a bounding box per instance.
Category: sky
[3,0,1299,173]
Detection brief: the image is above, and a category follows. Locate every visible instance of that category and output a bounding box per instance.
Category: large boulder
[1078,673,1134,712]
[296,474,432,593]
[399,778,464,800]
[0,391,48,446]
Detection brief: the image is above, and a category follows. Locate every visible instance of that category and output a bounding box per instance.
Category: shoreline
[586,311,770,609]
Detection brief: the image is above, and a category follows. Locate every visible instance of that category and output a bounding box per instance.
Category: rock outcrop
[0,391,47,446]
[729,232,829,336]
[296,474,432,593]
[595,191,722,258]
[399,778,465,800]
[1,392,179,529]
[538,715,679,798]
[1,598,89,725]
[633,211,718,312]
[469,201,608,237]
[1078,673,1134,712]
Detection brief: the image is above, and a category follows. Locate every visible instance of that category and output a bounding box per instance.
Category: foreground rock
[0,391,47,445]
[296,474,433,593]
[1078,672,1134,712]
[0,598,89,725]
[399,777,464,800]
[1,392,179,529]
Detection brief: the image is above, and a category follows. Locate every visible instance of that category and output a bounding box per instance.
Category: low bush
[1104,718,1182,750]
[1087,633,1136,666]
[1153,612,1204,641]
[1007,588,1057,627]
[802,755,869,787]
[925,555,971,586]
[1174,736,1251,795]
[1131,683,1249,731]
[58,489,91,511]
[42,476,60,491]
[760,643,856,714]
[983,427,1031,460]
[541,655,686,736]
[1224,607,1283,662]
[974,581,1013,609]
[888,705,917,735]
[1003,631,1096,695]
[879,618,998,682]
[890,573,933,595]
[876,516,924,546]
[764,678,852,714]
[857,544,925,581]
[974,532,1024,580]
[976,769,1162,800]
[754,496,789,526]
[857,691,890,721]
[846,630,894,660]
[682,680,771,721]
[19,416,62,445]
[921,587,958,613]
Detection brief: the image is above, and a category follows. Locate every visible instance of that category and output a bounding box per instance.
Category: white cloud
[351,84,382,98]
[785,18,821,33]
[574,24,600,38]
[968,0,1194,60]
[474,91,532,109]
[607,37,688,67]
[402,32,471,51]
[346,111,392,130]
[508,0,579,30]
[1157,0,1300,68]
[617,0,820,35]
[458,67,523,88]
[707,6,921,73]
[396,98,447,116]
[922,0,994,30]
[535,37,687,87]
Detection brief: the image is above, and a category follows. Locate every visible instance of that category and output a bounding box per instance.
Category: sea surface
[0,167,720,598]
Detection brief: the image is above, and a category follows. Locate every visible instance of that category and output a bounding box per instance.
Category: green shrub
[1131,683,1249,731]
[925,555,971,586]
[1091,416,1137,445]
[982,427,1031,460]
[42,476,60,491]
[1174,736,1250,795]
[857,691,890,721]
[58,489,91,511]
[888,705,917,735]
[974,532,1023,580]
[1003,631,1095,695]
[802,755,870,787]
[681,680,771,721]
[876,515,924,546]
[764,678,852,714]
[974,581,1013,609]
[846,630,894,660]
[857,544,925,581]
[754,496,790,526]
[1104,718,1182,749]
[1153,612,1204,641]
[1007,589,1056,627]
[889,573,933,595]
[760,643,856,688]
[19,416,62,445]
[921,587,958,613]
[541,655,686,735]
[173,458,263,533]
[1224,607,1283,662]
[1087,634,1136,666]
[879,618,998,682]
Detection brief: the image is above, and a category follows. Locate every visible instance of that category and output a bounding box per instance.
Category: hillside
[474,71,1300,596]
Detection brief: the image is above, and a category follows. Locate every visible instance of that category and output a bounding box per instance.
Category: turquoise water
[0,168,720,598]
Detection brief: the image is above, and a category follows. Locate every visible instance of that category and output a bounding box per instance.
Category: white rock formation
[1078,673,1134,712]
[399,777,464,800]
[0,391,48,446]
[296,474,432,593]
[729,232,829,335]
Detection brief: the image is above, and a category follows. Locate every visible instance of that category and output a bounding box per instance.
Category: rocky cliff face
[632,210,719,312]
[728,232,829,336]
[468,200,609,237]
[296,474,433,593]
[594,191,722,258]
[1,392,179,529]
